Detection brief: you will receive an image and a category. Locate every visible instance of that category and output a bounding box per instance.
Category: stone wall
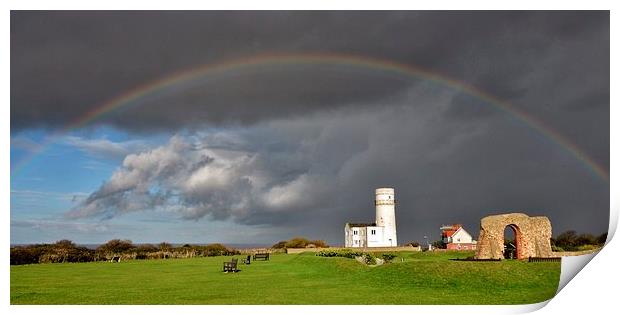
[475,213,553,260]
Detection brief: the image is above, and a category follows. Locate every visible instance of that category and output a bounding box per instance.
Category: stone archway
[475,213,553,260]
[503,224,522,259]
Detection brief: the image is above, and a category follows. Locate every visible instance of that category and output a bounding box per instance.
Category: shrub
[203,243,229,256]
[271,241,288,249]
[577,244,599,251]
[11,246,44,265]
[575,234,596,247]
[315,249,363,259]
[97,239,135,255]
[64,247,95,263]
[273,237,329,249]
[11,241,95,265]
[553,230,606,251]
[381,253,397,263]
[226,249,241,256]
[136,244,158,254]
[310,240,328,248]
[551,245,564,252]
[363,253,376,265]
[11,240,241,264]
[285,237,310,248]
[432,240,446,249]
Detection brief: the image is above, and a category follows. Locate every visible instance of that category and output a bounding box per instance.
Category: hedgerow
[315,249,364,258]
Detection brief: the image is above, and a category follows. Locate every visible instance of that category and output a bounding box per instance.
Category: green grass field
[10,251,560,305]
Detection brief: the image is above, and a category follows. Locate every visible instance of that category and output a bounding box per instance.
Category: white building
[344,188,398,247]
[440,224,477,250]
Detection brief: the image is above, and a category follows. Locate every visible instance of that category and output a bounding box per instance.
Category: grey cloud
[66,90,609,243]
[11,12,608,135]
[11,11,609,244]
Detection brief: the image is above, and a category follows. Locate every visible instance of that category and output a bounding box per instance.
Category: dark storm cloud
[11,12,608,131]
[68,94,609,243]
[12,11,609,243]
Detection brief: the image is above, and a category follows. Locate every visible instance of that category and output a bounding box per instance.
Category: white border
[4,2,617,315]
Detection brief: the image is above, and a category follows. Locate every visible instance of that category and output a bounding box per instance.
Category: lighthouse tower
[375,187,397,246]
[343,187,399,248]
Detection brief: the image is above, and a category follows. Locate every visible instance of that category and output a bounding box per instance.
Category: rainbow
[11,52,609,182]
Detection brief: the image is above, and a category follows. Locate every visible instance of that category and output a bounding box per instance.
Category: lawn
[10,251,560,305]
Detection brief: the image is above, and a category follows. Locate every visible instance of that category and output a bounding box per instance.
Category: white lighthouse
[375,188,397,246]
[344,187,398,247]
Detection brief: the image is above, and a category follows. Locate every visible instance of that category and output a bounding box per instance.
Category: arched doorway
[475,213,553,260]
[503,224,522,259]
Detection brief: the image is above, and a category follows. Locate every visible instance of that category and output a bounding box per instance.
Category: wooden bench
[241,255,251,265]
[253,252,270,261]
[223,258,240,272]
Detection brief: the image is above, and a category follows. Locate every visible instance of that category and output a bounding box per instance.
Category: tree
[555,230,578,250]
[596,233,608,245]
[553,230,606,251]
[575,233,596,246]
[98,239,135,255]
[54,239,76,263]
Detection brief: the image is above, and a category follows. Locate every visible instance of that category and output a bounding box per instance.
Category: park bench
[241,255,251,265]
[223,258,240,273]
[253,252,270,261]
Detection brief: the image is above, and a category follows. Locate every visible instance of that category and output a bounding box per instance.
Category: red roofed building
[440,224,477,250]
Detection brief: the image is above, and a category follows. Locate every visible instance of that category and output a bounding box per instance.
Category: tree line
[551,230,607,251]
[10,239,241,265]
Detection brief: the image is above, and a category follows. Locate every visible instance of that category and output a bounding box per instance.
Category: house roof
[445,229,459,237]
[441,224,464,238]
[346,223,377,227]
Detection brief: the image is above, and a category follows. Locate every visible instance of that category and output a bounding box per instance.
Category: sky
[10,11,609,246]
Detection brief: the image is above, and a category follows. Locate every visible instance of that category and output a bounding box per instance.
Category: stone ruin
[474,213,553,260]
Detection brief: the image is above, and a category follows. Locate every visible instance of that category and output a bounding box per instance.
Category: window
[371,229,376,235]
[355,240,359,244]
[353,230,358,235]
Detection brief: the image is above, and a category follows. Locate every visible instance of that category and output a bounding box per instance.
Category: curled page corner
[557,250,599,293]
[511,300,552,314]
[605,203,618,243]
[554,208,618,293]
